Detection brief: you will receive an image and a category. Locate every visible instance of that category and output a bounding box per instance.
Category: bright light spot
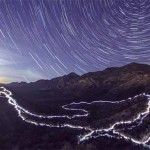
[0,77,10,83]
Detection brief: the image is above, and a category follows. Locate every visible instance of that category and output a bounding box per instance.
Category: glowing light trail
[0,87,150,149]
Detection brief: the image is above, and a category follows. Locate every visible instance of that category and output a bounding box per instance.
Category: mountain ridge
[4,62,150,104]
[6,62,150,85]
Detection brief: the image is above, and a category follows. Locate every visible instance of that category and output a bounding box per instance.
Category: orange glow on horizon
[0,77,10,83]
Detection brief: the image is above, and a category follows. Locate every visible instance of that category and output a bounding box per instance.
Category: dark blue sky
[0,0,150,83]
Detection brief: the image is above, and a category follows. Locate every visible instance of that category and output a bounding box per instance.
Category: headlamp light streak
[0,87,150,148]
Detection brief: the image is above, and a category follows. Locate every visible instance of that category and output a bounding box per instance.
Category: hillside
[0,62,150,150]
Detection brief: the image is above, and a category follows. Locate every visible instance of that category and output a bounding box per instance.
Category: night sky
[0,0,150,83]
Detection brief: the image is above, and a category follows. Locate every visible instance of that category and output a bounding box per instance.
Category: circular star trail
[0,0,150,82]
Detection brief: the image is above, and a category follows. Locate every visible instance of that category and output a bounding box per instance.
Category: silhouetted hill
[6,62,150,103]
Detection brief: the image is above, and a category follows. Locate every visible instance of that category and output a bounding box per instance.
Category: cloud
[0,49,47,83]
[0,49,32,66]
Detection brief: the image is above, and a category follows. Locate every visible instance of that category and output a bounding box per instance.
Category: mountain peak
[67,72,79,78]
[121,62,150,72]
[124,62,149,68]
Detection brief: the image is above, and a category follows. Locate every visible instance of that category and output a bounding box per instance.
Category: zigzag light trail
[0,87,150,149]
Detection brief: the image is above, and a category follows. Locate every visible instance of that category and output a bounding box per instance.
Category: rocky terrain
[0,62,150,149]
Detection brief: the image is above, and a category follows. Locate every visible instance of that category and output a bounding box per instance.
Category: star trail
[0,0,150,83]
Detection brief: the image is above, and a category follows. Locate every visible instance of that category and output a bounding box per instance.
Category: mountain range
[0,62,150,150]
[6,62,150,101]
